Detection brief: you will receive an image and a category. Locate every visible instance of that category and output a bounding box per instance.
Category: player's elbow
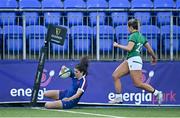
[126,47,133,52]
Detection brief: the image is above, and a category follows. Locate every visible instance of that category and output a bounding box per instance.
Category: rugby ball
[59,67,71,79]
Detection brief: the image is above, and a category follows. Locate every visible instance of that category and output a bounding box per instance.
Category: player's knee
[112,73,119,81]
[43,91,48,97]
[44,102,51,109]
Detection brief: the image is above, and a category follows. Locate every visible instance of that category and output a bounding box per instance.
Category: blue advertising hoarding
[0,60,179,105]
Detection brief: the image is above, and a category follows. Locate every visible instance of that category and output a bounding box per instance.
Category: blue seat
[67,12,83,26]
[131,0,153,8]
[141,25,160,51]
[94,25,114,51]
[64,0,86,9]
[26,25,47,52]
[156,12,172,25]
[42,0,63,8]
[134,12,151,25]
[160,25,180,51]
[87,0,108,9]
[111,12,128,25]
[89,12,106,26]
[0,12,16,25]
[0,0,17,8]
[44,12,61,25]
[115,25,129,46]
[154,0,175,9]
[3,25,23,51]
[19,0,41,9]
[23,12,39,25]
[109,0,130,8]
[70,26,93,52]
[176,0,180,8]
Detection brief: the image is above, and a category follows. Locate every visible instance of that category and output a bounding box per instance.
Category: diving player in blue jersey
[44,56,89,109]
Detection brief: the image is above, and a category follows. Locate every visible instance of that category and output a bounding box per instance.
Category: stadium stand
[131,0,153,9]
[22,12,39,26]
[115,25,129,46]
[0,12,16,25]
[89,12,106,26]
[44,12,61,26]
[94,25,114,52]
[0,0,17,8]
[70,25,93,53]
[64,0,86,9]
[109,0,130,8]
[156,12,172,25]
[3,25,23,51]
[19,0,41,9]
[141,25,160,51]
[67,12,84,26]
[154,0,175,9]
[134,12,151,25]
[87,0,108,9]
[176,0,180,8]
[42,0,63,9]
[160,25,180,51]
[111,12,128,26]
[26,25,47,52]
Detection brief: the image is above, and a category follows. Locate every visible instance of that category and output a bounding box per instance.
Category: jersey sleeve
[128,33,136,43]
[78,77,87,92]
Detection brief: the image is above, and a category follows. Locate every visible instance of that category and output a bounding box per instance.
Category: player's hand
[151,56,157,65]
[62,97,70,101]
[113,42,119,48]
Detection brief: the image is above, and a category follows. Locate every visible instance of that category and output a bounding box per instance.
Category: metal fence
[0,9,180,61]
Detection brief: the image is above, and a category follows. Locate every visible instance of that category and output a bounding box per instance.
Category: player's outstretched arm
[113,41,135,52]
[144,42,157,64]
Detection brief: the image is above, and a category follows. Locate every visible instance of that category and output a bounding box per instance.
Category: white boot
[157,91,163,105]
[109,97,123,104]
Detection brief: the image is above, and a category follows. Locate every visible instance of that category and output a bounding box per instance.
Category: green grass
[0,107,180,117]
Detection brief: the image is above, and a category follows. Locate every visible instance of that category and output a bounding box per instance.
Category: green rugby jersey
[127,31,148,59]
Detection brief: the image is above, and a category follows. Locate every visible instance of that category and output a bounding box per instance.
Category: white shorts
[127,56,143,70]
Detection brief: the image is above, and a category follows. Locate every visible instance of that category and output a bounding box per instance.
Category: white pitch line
[32,107,126,118]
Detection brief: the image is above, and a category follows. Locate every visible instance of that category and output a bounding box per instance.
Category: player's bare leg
[130,70,163,104]
[109,60,129,104]
[44,90,59,100]
[45,100,63,109]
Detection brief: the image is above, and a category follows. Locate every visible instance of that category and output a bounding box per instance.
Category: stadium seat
[3,25,23,51]
[109,0,130,8]
[0,0,17,8]
[160,25,180,51]
[115,25,129,46]
[64,0,86,9]
[89,12,106,26]
[42,0,63,8]
[0,12,16,25]
[87,0,108,9]
[176,0,180,8]
[131,0,153,8]
[134,12,151,25]
[141,25,160,51]
[70,25,93,52]
[22,12,39,25]
[44,12,61,25]
[111,12,128,25]
[154,0,175,9]
[94,25,114,51]
[67,12,84,26]
[156,12,172,25]
[26,25,47,52]
[19,0,41,9]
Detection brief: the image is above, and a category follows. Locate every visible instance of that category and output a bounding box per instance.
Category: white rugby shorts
[127,56,143,70]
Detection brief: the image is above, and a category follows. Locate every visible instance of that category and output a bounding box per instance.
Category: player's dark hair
[128,18,139,30]
[75,56,89,76]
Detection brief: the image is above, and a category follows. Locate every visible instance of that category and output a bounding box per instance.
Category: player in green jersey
[109,19,163,104]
